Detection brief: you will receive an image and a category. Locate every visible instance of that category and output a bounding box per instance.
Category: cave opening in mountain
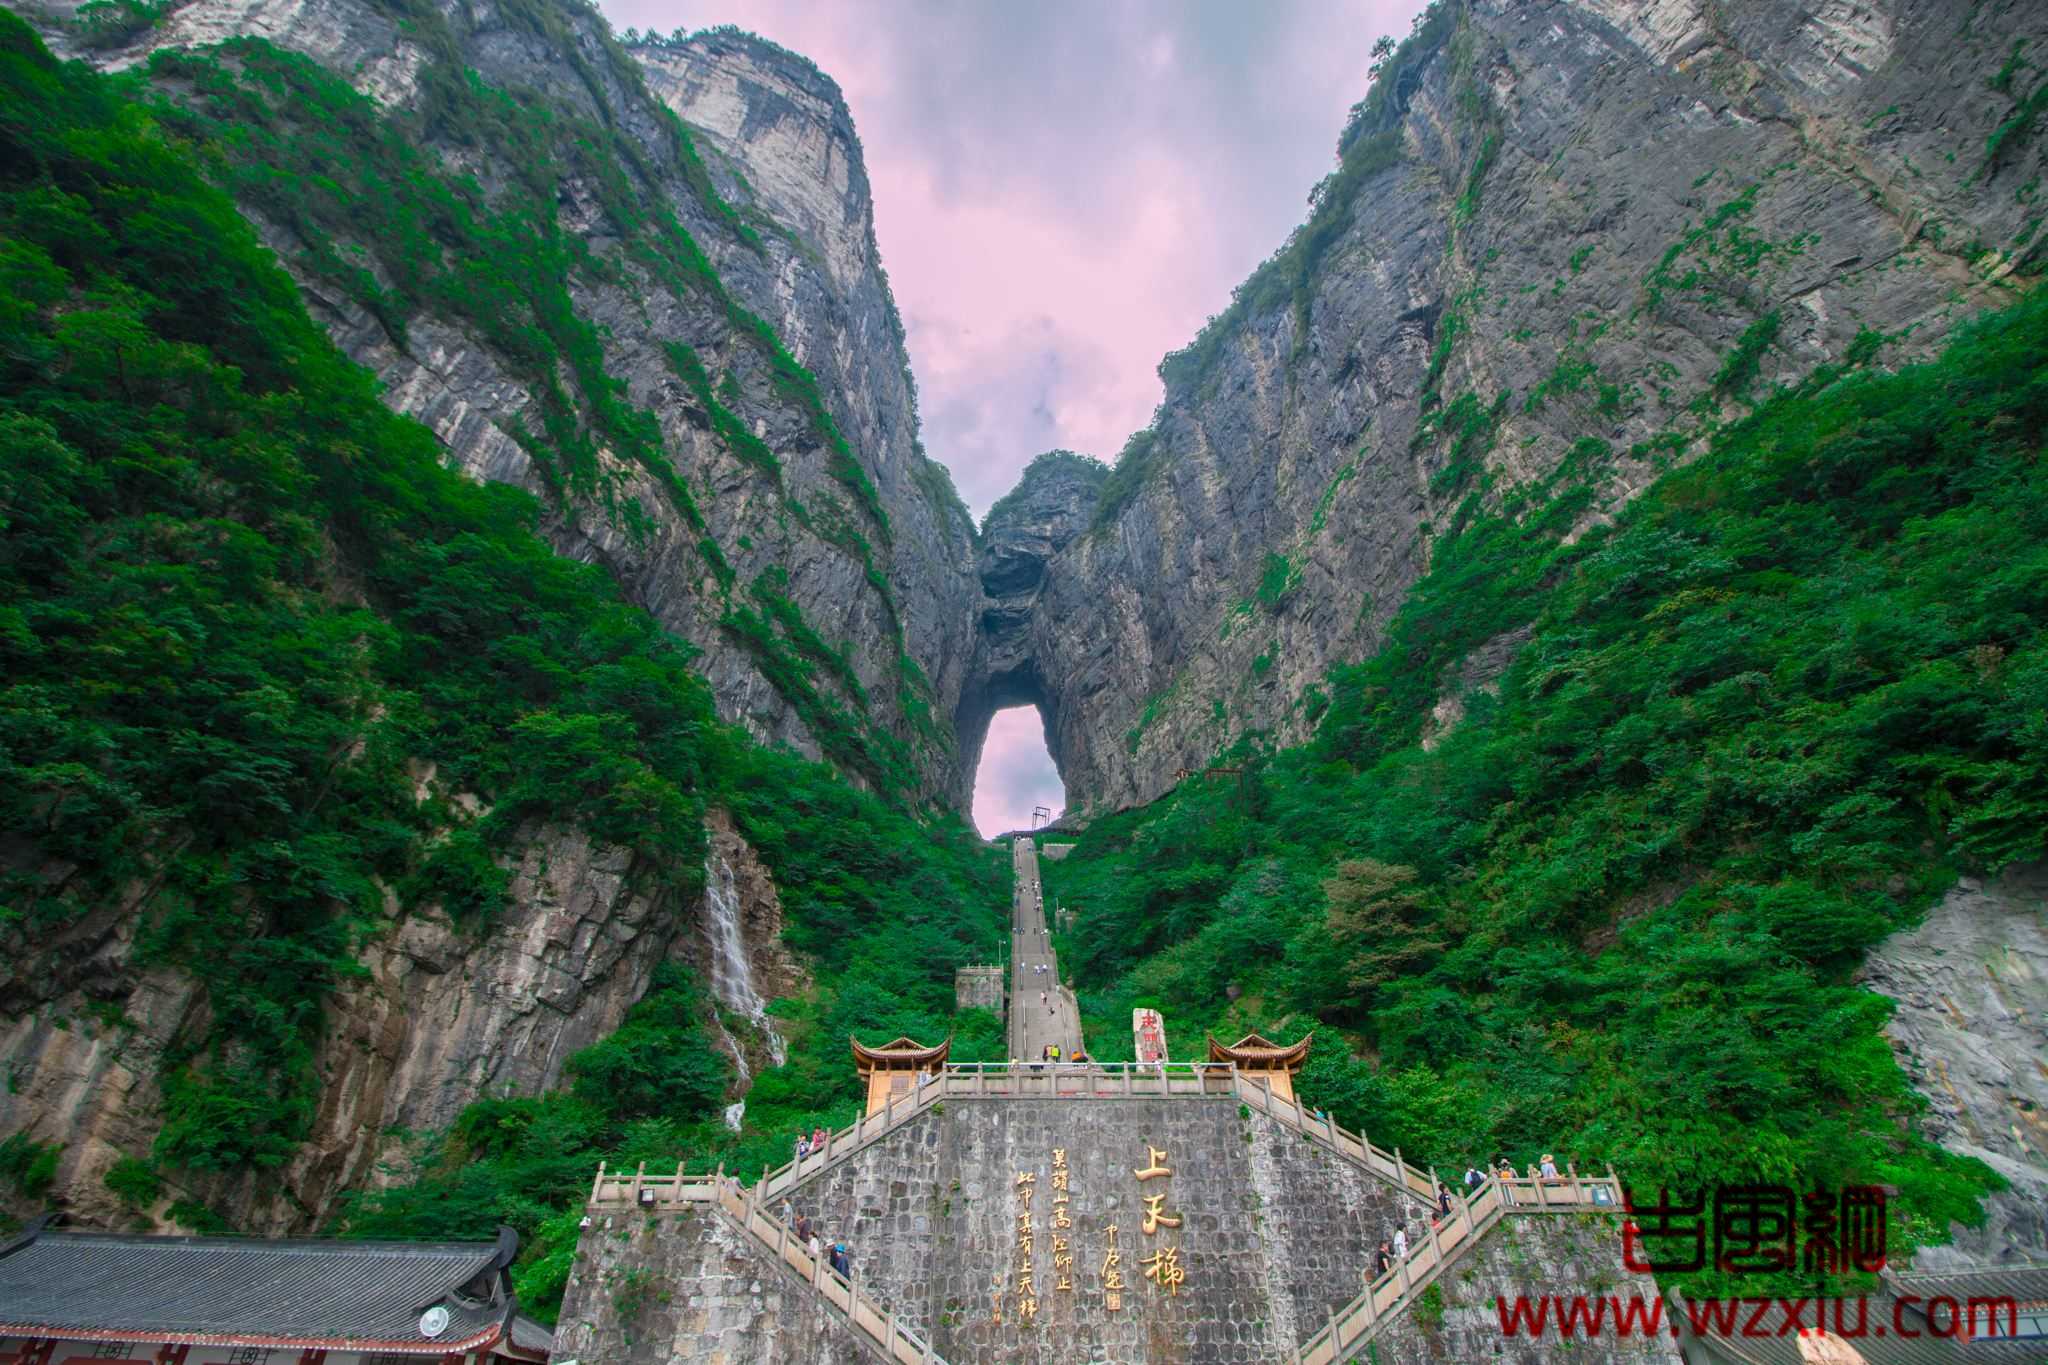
[970,704,1065,838]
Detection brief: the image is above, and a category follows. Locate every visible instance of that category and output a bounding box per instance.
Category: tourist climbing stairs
[1284,1166,1624,1364]
[588,1163,948,1363]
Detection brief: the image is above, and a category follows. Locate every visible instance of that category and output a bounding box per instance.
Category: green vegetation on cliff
[0,12,1001,1289]
[1046,290,2048,1292]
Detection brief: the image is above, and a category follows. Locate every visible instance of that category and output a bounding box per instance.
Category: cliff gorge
[1009,0,2046,812]
[4,0,2046,1296]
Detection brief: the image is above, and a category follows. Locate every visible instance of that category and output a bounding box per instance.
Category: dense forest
[1044,282,2048,1295]
[0,14,1002,1315]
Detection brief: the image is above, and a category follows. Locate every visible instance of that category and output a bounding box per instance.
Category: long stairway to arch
[561,839,1651,1364]
[1007,837,1082,1063]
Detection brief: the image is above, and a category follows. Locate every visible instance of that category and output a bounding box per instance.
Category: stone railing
[1287,1170,1624,1365]
[591,1062,1431,1211]
[1230,1069,1439,1201]
[740,1062,1240,1204]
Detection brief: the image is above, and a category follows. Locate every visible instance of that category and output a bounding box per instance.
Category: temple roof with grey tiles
[0,1221,551,1358]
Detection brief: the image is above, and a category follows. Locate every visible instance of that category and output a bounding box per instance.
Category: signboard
[1132,1008,1167,1063]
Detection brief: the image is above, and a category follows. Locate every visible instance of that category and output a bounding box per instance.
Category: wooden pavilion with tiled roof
[851,1034,949,1115]
[0,1218,551,1363]
[1207,1031,1314,1102]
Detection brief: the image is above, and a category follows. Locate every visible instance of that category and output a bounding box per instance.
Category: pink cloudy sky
[599,0,1427,834]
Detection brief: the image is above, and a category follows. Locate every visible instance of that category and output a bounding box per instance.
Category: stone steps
[711,1176,949,1364]
[1288,1174,1624,1363]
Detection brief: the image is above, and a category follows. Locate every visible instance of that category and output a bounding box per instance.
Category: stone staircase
[1284,1170,1621,1363]
[1231,1060,1625,1361]
[588,1164,948,1363]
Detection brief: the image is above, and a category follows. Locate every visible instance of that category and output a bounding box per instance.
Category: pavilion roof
[0,1221,549,1358]
[850,1034,951,1069]
[1207,1031,1314,1069]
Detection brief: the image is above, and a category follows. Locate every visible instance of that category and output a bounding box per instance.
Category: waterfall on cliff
[703,849,785,1129]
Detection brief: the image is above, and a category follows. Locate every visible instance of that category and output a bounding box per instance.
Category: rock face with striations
[1863,863,2048,1268]
[0,810,798,1234]
[998,0,2045,813]
[8,0,981,1234]
[38,0,982,806]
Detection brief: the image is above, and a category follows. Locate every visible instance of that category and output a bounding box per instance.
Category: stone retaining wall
[557,1097,1679,1363]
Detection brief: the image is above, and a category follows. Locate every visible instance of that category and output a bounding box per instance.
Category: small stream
[703,848,785,1129]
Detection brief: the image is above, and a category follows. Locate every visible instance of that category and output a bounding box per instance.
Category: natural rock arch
[952,452,1108,817]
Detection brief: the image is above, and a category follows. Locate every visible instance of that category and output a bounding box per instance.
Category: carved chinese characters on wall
[1134,1143,1187,1297]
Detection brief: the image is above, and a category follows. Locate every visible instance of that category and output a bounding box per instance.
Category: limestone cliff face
[1014,0,2046,813]
[0,814,792,1233]
[39,0,981,805]
[8,0,947,1233]
[1864,864,2048,1268]
[632,30,984,781]
[3,824,656,1231]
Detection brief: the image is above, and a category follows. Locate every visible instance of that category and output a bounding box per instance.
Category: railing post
[631,1161,646,1206]
[674,1160,687,1205]
[591,1160,607,1204]
[1535,1176,1549,1208]
[1396,1242,1412,1298]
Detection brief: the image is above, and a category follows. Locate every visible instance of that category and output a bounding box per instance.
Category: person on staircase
[1393,1225,1409,1261]
[1371,1241,1394,1281]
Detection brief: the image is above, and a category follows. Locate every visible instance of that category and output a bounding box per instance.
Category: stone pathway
[1008,838,1083,1062]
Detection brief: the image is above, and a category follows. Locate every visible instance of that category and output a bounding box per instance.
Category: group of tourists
[780,1202,852,1279]
[1364,1155,1578,1287]
[1465,1153,1570,1205]
[792,1126,830,1162]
